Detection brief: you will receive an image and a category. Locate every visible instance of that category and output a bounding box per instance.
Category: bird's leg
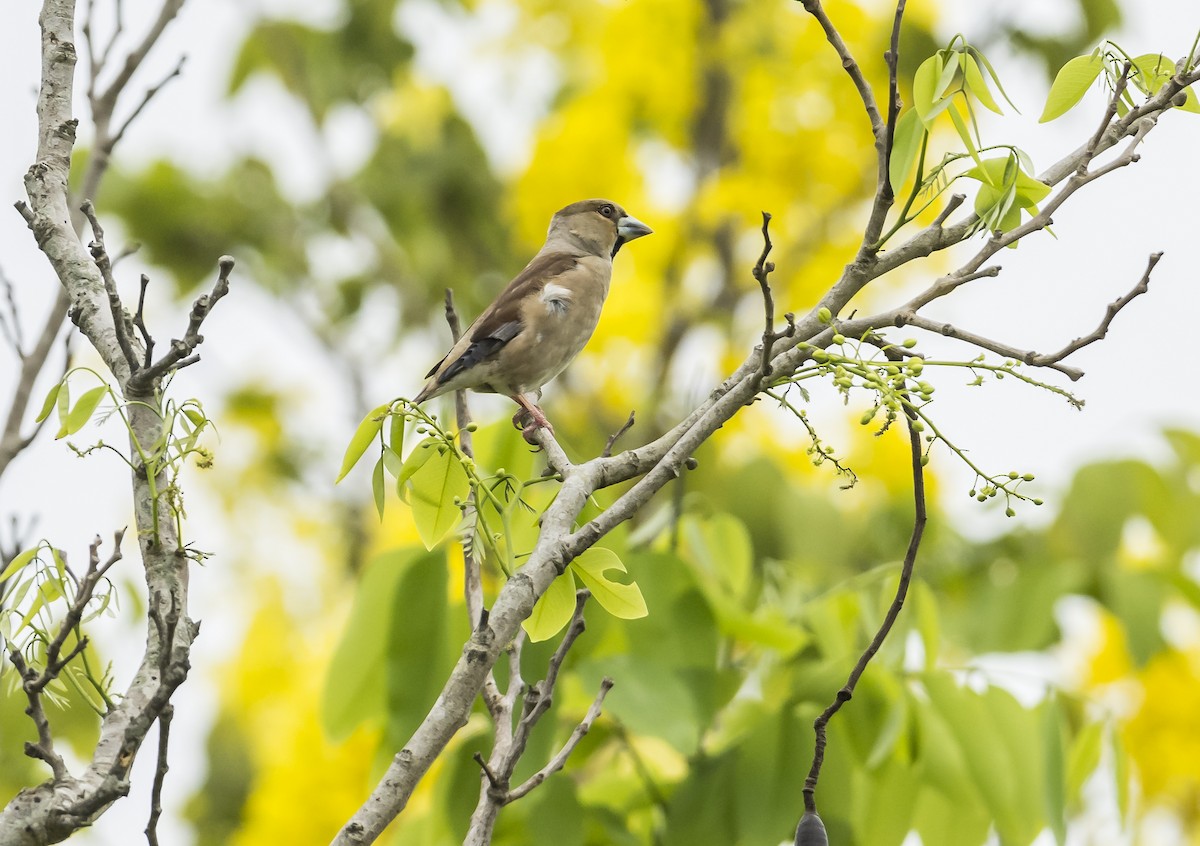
[511,393,554,443]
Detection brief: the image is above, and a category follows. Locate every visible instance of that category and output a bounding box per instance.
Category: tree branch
[800,342,926,824]
[1,2,198,841]
[463,592,605,846]
[126,256,233,395]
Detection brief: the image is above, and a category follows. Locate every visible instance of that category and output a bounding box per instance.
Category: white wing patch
[541,282,572,316]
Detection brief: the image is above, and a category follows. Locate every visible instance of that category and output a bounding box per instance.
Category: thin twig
[801,344,926,815]
[602,411,637,458]
[110,55,185,149]
[144,704,173,846]
[81,200,140,371]
[753,211,778,378]
[9,649,69,779]
[0,264,25,356]
[506,676,613,803]
[890,312,1083,381]
[134,274,154,368]
[1082,62,1132,169]
[128,256,233,394]
[1027,251,1161,371]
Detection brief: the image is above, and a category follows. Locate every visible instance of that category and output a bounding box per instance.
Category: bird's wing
[425,252,580,388]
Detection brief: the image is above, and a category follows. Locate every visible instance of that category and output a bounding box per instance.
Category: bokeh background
[2,0,1199,843]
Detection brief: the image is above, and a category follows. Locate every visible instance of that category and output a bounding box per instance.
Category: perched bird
[414,199,652,437]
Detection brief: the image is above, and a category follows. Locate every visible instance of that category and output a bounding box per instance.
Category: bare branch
[801,344,926,817]
[8,649,69,781]
[128,256,233,394]
[110,55,185,149]
[82,199,141,372]
[0,265,26,356]
[602,411,637,458]
[507,677,613,803]
[92,0,185,117]
[133,274,154,368]
[463,592,599,845]
[752,211,780,378]
[1027,251,1161,372]
[143,704,173,846]
[3,2,199,838]
[888,312,1083,381]
[1082,62,1131,168]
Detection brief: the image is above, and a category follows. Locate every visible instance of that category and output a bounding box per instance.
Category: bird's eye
[599,205,614,217]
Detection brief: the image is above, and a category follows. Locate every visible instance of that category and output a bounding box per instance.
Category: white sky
[0,0,1198,844]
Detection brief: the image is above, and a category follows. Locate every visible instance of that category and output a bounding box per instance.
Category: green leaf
[55,380,70,431]
[1040,53,1104,122]
[395,439,437,501]
[570,547,648,621]
[1111,724,1130,822]
[388,410,405,452]
[1,546,40,583]
[1177,88,1200,114]
[963,54,1002,114]
[889,109,925,193]
[49,546,66,581]
[525,568,577,642]
[913,579,940,670]
[913,54,945,125]
[58,385,107,438]
[946,101,981,166]
[321,548,440,740]
[1130,52,1173,93]
[381,446,403,478]
[1043,699,1067,845]
[34,382,61,423]
[406,445,468,549]
[934,50,961,103]
[182,406,206,428]
[1066,720,1103,805]
[966,45,1019,112]
[335,402,388,483]
[680,512,753,601]
[371,456,385,520]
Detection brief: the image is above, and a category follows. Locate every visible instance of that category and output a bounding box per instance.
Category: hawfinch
[414,199,652,436]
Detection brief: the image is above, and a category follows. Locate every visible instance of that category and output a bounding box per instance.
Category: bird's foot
[511,398,554,446]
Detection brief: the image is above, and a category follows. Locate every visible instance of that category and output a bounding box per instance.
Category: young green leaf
[335,402,389,483]
[966,45,1020,112]
[934,50,962,103]
[913,54,945,125]
[1042,699,1067,845]
[406,445,469,549]
[56,380,70,429]
[0,546,40,583]
[395,438,438,501]
[524,568,577,642]
[1040,53,1104,122]
[34,382,61,423]
[1065,721,1103,805]
[388,409,405,452]
[963,54,1002,114]
[889,108,925,192]
[570,547,648,620]
[381,447,404,478]
[371,456,385,520]
[58,385,108,438]
[947,101,981,166]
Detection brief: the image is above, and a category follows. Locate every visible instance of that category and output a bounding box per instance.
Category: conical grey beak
[617,215,653,241]
[613,214,652,257]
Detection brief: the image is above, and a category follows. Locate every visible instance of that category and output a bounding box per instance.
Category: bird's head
[548,199,653,259]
